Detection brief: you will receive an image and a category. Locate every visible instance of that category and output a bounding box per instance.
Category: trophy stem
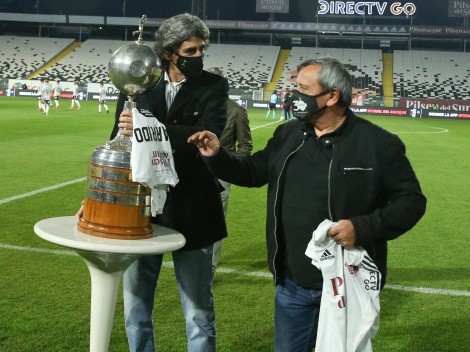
[124,98,136,111]
[105,98,135,152]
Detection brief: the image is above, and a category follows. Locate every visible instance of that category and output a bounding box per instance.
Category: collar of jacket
[299,108,354,147]
[152,76,201,118]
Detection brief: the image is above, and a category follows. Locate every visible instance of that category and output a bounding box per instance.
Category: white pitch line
[377,123,449,134]
[0,243,77,256]
[1,243,469,297]
[385,284,470,297]
[251,120,281,131]
[0,177,86,205]
[395,130,449,134]
[393,126,449,134]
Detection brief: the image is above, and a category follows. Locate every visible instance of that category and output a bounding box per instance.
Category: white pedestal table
[33,216,185,352]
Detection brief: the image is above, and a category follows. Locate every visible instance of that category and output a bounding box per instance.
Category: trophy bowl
[108,42,162,98]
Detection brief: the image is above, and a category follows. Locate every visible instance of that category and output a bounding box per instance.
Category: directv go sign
[317,1,417,16]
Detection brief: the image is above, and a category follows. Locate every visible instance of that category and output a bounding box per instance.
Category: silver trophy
[107,14,162,151]
[78,15,161,239]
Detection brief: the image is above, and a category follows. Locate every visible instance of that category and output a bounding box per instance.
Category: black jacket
[111,70,230,250]
[205,109,427,286]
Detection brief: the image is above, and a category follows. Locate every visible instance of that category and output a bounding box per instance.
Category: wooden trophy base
[78,198,153,240]
[77,218,153,240]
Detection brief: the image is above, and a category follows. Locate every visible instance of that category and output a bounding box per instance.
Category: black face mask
[174,54,203,79]
[291,89,331,121]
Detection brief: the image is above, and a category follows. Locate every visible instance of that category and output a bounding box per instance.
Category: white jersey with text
[305,219,381,352]
[131,108,179,216]
[41,84,52,101]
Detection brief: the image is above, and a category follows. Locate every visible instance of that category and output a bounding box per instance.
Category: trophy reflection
[78,15,162,239]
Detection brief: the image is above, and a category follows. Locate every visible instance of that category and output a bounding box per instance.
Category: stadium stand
[0,36,75,79]
[276,47,384,97]
[2,34,469,103]
[204,44,281,90]
[41,39,124,83]
[393,50,470,100]
[0,37,281,88]
[35,41,280,88]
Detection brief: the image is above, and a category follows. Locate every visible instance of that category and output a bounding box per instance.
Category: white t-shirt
[99,86,107,101]
[131,108,179,216]
[72,84,79,97]
[305,219,381,352]
[41,84,51,101]
[54,84,61,97]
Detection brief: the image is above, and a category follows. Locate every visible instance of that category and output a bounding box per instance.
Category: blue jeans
[123,245,216,352]
[274,277,322,352]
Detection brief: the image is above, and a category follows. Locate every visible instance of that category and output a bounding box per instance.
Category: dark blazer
[205,109,426,286]
[111,70,230,250]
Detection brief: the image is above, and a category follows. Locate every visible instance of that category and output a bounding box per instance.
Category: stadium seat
[276,47,383,97]
[204,44,281,90]
[393,50,470,100]
[0,35,74,79]
[41,39,124,83]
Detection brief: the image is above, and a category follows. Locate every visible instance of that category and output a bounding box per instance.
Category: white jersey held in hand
[305,219,381,352]
[131,108,179,216]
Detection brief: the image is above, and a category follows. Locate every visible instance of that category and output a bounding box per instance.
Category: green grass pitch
[0,96,469,351]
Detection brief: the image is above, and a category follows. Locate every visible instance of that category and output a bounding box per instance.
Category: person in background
[282,89,294,120]
[206,66,253,275]
[76,13,229,352]
[53,79,61,108]
[69,80,81,109]
[41,79,52,116]
[188,57,427,352]
[266,89,278,119]
[37,78,44,111]
[98,81,109,113]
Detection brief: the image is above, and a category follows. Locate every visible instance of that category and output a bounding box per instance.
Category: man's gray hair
[154,13,210,65]
[297,57,353,106]
[206,67,223,76]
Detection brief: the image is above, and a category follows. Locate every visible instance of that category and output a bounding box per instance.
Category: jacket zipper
[328,145,334,221]
[272,137,305,283]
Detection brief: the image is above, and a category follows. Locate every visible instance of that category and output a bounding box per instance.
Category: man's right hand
[118,110,133,137]
[187,131,221,157]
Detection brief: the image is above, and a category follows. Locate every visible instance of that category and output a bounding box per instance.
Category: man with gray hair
[188,57,426,351]
[111,13,229,352]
